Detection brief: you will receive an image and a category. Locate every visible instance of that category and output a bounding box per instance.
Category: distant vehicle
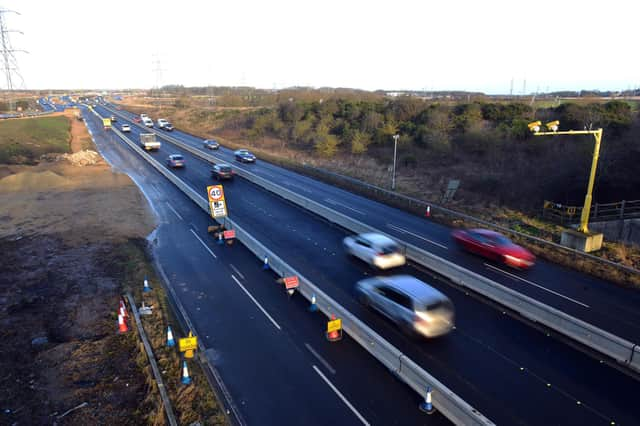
[140,114,148,119]
[133,117,141,123]
[234,149,256,163]
[110,115,117,122]
[163,123,174,131]
[355,275,455,338]
[203,139,220,150]
[157,118,169,128]
[166,154,185,168]
[343,233,406,270]
[451,228,535,269]
[121,124,131,132]
[211,163,234,180]
[142,117,154,127]
[140,133,161,151]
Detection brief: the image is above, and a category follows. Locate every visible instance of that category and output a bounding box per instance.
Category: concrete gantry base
[560,229,604,252]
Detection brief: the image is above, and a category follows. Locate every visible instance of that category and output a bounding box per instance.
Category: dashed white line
[312,365,370,426]
[229,264,245,280]
[166,203,183,220]
[282,180,312,193]
[386,223,448,250]
[231,275,281,330]
[305,343,336,375]
[484,263,590,308]
[190,229,217,259]
[324,198,366,215]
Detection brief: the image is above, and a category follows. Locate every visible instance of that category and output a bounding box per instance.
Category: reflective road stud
[167,326,175,347]
[181,361,191,385]
[419,386,435,414]
[143,276,151,293]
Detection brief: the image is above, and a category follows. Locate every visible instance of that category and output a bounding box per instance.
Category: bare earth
[0,114,158,424]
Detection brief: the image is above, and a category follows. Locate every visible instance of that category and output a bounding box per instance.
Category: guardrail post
[594,203,599,219]
[620,200,626,219]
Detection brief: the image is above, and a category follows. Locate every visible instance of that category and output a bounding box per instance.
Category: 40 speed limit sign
[206,185,227,218]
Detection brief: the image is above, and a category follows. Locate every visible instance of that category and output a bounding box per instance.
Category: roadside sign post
[178,331,198,359]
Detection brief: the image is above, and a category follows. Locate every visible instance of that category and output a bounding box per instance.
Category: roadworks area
[0,109,226,425]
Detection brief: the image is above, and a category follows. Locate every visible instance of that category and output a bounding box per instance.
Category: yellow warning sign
[179,336,198,352]
[327,318,342,333]
[102,118,112,129]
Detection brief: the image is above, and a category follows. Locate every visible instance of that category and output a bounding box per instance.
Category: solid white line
[312,365,370,426]
[325,198,366,215]
[166,203,183,220]
[305,343,336,375]
[484,263,590,308]
[190,229,217,259]
[229,264,245,280]
[231,275,281,330]
[386,223,448,250]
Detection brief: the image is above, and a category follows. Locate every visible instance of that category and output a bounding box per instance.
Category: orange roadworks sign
[283,276,299,290]
[327,317,342,333]
[223,230,236,239]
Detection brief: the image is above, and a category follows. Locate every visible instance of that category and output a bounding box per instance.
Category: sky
[1,0,639,94]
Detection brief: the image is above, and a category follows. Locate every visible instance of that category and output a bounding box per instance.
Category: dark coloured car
[451,228,535,269]
[234,149,256,163]
[110,115,117,122]
[166,154,185,168]
[163,123,174,131]
[211,164,234,180]
[203,139,220,150]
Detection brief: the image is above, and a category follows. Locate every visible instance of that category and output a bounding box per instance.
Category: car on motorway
[163,123,174,131]
[166,154,185,168]
[211,164,234,180]
[234,149,256,163]
[142,117,154,127]
[355,275,455,338]
[110,115,117,122]
[203,139,220,150]
[133,117,141,123]
[157,118,169,128]
[451,228,535,269]
[121,124,131,132]
[343,233,406,270]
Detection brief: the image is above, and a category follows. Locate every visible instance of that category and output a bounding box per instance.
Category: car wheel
[400,320,418,338]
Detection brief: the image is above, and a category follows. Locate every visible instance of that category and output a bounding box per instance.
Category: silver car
[343,233,406,269]
[355,275,455,338]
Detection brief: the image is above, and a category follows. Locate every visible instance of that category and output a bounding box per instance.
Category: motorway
[94,104,640,425]
[105,104,640,345]
[83,107,449,425]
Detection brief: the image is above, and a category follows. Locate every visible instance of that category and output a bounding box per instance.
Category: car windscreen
[379,244,399,254]
[218,166,232,172]
[172,156,184,161]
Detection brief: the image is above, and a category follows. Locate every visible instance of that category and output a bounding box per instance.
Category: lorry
[140,133,161,151]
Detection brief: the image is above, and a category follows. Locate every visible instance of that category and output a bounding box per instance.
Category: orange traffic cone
[425,205,431,217]
[119,299,128,318]
[118,314,128,334]
[326,314,342,342]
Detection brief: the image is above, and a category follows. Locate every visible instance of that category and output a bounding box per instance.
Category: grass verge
[0,116,71,164]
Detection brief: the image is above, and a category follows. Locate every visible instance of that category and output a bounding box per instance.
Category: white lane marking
[312,365,370,426]
[324,198,366,215]
[484,263,590,308]
[386,223,448,250]
[305,343,336,375]
[229,264,245,280]
[190,229,217,259]
[149,185,162,198]
[231,275,281,330]
[166,203,183,220]
[282,180,312,193]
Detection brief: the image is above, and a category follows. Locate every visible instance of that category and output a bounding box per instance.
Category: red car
[452,228,535,269]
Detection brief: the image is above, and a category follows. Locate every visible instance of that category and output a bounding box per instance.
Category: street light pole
[392,134,399,190]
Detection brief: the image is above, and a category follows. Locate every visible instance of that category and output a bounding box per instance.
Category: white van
[142,117,154,127]
[157,118,169,128]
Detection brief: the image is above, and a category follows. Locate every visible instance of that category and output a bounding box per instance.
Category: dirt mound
[58,150,103,166]
[0,170,72,191]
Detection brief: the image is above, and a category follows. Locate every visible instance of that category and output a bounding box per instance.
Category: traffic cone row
[117,299,129,334]
[143,276,152,293]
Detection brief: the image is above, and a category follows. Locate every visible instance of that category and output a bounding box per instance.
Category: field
[0,115,72,164]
